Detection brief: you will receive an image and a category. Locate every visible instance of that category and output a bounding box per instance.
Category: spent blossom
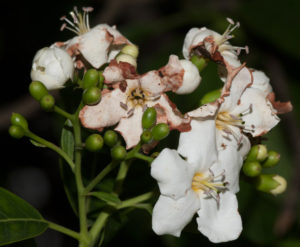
[57,7,131,69]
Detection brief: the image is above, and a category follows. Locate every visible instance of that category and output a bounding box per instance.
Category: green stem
[72,104,90,244]
[114,160,132,195]
[125,142,142,160]
[54,105,74,120]
[89,210,110,245]
[26,131,75,171]
[116,192,154,209]
[133,153,154,163]
[84,161,119,194]
[46,220,80,241]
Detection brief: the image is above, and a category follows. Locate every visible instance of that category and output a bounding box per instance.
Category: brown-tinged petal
[140,71,166,95]
[188,103,219,118]
[115,106,144,149]
[149,94,191,132]
[267,92,293,114]
[79,88,127,130]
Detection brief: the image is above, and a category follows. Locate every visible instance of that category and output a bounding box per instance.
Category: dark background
[1,0,300,246]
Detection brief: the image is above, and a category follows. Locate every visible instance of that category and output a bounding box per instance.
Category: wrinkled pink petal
[103,60,137,84]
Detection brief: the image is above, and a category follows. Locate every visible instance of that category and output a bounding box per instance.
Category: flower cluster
[29,9,292,243]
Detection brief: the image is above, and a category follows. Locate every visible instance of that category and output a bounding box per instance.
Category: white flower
[182,18,248,68]
[30,46,74,90]
[151,119,242,243]
[59,7,131,69]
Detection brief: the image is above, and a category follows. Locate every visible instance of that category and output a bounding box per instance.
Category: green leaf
[59,120,78,215]
[90,192,122,206]
[0,187,48,246]
[29,140,46,148]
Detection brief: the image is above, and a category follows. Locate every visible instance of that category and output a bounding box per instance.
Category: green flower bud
[121,44,139,58]
[11,113,28,131]
[82,69,99,89]
[85,134,104,152]
[247,144,268,162]
[142,107,157,129]
[116,54,137,68]
[262,150,280,168]
[243,161,262,177]
[111,145,127,160]
[29,81,48,101]
[104,130,118,147]
[141,130,152,143]
[255,174,287,195]
[152,123,170,141]
[83,87,101,105]
[190,55,207,72]
[40,94,55,111]
[98,71,104,89]
[200,88,221,105]
[9,125,25,139]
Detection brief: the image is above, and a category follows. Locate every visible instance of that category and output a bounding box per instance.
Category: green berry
[142,107,157,129]
[98,71,104,89]
[9,125,25,139]
[111,145,127,160]
[83,87,101,105]
[40,94,55,111]
[190,55,207,72]
[104,130,118,147]
[82,69,99,89]
[243,161,262,177]
[262,151,280,168]
[29,81,48,101]
[152,123,170,141]
[247,144,268,162]
[85,134,104,152]
[10,113,28,130]
[141,130,152,143]
[200,89,221,105]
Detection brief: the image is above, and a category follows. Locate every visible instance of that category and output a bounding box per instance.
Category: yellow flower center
[191,172,227,195]
[215,111,244,131]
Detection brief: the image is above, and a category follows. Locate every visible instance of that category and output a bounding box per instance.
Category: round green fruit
[85,134,104,152]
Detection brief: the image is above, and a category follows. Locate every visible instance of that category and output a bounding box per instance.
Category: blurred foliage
[2,0,300,246]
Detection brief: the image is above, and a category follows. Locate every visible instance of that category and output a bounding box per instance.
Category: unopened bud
[200,88,221,105]
[121,44,139,58]
[262,150,280,168]
[11,113,28,131]
[116,54,137,68]
[255,174,287,195]
[243,161,262,177]
[190,55,207,72]
[247,144,268,162]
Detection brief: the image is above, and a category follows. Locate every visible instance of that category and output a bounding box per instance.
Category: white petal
[115,106,143,149]
[152,191,200,237]
[252,70,272,96]
[232,88,280,136]
[151,148,195,200]
[188,103,218,118]
[216,130,250,193]
[220,67,252,113]
[197,192,242,243]
[175,60,201,94]
[178,119,218,171]
[140,71,165,95]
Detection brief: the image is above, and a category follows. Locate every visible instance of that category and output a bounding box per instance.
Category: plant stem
[89,210,110,245]
[116,191,154,209]
[133,152,154,163]
[114,160,132,195]
[26,131,75,171]
[72,103,90,245]
[54,105,74,120]
[46,220,80,240]
[84,161,119,194]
